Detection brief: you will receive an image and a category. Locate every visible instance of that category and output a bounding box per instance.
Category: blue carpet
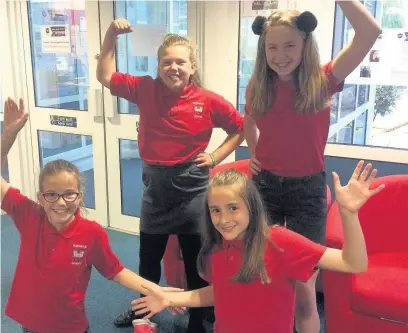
[1,215,325,333]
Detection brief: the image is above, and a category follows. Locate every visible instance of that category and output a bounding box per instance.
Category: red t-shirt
[247,62,344,177]
[209,226,326,333]
[1,187,124,333]
[110,74,244,165]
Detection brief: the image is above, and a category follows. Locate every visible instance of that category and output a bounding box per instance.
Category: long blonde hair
[157,33,202,88]
[246,10,329,115]
[197,169,275,284]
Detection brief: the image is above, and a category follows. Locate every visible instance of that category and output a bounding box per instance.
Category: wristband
[209,153,217,168]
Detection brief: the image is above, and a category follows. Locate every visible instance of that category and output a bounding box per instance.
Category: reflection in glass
[38,130,95,209]
[330,0,408,149]
[28,1,89,111]
[354,111,367,145]
[114,0,187,115]
[340,84,357,118]
[237,17,258,113]
[119,139,143,217]
[338,122,353,144]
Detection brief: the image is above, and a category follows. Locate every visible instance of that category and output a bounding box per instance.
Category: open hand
[333,160,385,213]
[194,152,213,168]
[4,98,29,135]
[249,156,261,175]
[110,18,133,35]
[131,285,185,319]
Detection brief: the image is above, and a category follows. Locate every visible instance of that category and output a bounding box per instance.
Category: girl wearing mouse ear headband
[244,3,380,333]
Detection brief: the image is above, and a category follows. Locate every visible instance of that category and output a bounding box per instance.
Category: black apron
[140,162,209,234]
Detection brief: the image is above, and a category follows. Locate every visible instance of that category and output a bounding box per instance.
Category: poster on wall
[241,0,297,17]
[131,25,167,56]
[41,25,71,54]
[346,29,408,86]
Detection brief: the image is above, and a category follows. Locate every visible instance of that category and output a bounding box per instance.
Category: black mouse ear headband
[252,11,318,36]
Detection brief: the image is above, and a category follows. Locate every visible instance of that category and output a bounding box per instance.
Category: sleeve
[109,72,149,104]
[270,226,327,282]
[1,187,40,234]
[211,96,244,134]
[88,225,125,279]
[323,61,344,95]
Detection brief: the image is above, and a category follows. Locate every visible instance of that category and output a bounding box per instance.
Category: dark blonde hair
[157,33,202,88]
[246,10,329,116]
[39,159,85,210]
[197,169,274,284]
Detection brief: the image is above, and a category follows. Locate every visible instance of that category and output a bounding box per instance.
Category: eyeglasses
[42,191,80,203]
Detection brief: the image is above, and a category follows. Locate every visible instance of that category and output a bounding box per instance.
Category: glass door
[20,0,109,226]
[99,0,191,233]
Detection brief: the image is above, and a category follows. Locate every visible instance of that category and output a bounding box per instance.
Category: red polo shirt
[1,187,124,333]
[247,62,344,177]
[110,74,243,165]
[209,226,326,333]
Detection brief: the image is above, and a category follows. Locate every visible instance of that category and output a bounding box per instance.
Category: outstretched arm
[331,1,381,84]
[96,18,133,89]
[131,285,214,319]
[1,98,29,201]
[317,161,385,273]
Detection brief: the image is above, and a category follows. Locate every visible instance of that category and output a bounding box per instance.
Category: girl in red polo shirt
[131,162,385,333]
[244,3,381,332]
[97,19,244,332]
[0,98,177,333]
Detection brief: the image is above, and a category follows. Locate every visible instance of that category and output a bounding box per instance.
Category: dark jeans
[253,170,327,244]
[139,232,211,333]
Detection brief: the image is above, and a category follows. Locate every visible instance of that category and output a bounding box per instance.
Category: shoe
[114,309,139,327]
[132,319,158,333]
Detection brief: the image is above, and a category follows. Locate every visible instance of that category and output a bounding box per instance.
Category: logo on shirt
[72,244,87,266]
[192,102,204,119]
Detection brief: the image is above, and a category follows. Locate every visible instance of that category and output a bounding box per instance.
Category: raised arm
[1,98,29,201]
[331,1,381,84]
[96,18,133,89]
[317,161,384,273]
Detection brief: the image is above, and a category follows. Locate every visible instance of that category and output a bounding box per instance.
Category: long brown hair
[246,10,329,116]
[157,33,202,88]
[197,169,274,284]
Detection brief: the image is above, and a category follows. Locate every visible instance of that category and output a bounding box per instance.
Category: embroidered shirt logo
[72,244,87,265]
[192,102,204,118]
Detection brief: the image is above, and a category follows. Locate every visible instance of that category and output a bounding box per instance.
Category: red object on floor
[133,319,158,333]
[323,174,408,333]
[163,159,332,289]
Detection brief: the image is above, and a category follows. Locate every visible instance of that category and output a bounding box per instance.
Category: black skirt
[140,162,210,234]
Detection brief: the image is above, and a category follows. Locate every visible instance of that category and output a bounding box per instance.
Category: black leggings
[139,232,210,333]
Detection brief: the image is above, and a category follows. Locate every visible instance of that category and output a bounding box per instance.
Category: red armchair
[163,159,332,288]
[323,175,408,333]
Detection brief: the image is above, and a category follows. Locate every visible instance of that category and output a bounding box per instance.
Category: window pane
[330,0,408,149]
[114,0,187,115]
[38,131,95,209]
[119,139,143,217]
[354,110,367,145]
[0,121,10,183]
[237,17,258,114]
[28,1,89,111]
